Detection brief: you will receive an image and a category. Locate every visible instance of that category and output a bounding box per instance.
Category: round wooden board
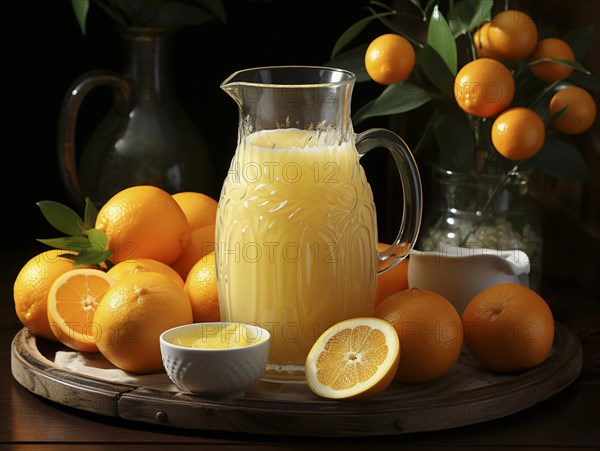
[11,322,581,437]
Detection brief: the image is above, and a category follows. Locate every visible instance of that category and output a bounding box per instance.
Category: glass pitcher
[217,66,422,381]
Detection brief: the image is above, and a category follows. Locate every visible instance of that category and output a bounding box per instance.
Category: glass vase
[418,166,543,292]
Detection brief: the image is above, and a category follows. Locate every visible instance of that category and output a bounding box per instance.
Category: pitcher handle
[355,128,423,274]
[57,70,131,207]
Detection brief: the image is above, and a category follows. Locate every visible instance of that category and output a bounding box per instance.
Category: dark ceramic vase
[58,27,215,208]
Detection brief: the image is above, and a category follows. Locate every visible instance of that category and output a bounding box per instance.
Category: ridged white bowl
[160,322,270,397]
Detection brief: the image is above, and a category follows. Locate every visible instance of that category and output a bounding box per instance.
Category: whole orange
[549,86,597,135]
[13,250,81,341]
[454,58,515,118]
[185,252,220,323]
[491,107,545,161]
[94,271,193,373]
[473,22,502,60]
[107,257,184,287]
[375,243,409,307]
[529,38,576,83]
[95,185,191,265]
[487,10,538,61]
[461,283,554,374]
[374,288,463,384]
[172,191,218,230]
[364,33,415,85]
[171,224,216,280]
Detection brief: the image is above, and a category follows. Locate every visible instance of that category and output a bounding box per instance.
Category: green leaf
[412,110,440,156]
[75,248,112,267]
[563,25,595,62]
[37,236,90,252]
[37,201,85,237]
[331,12,395,59]
[549,105,569,125]
[528,58,591,76]
[71,0,90,34]
[416,45,455,99]
[447,0,493,37]
[86,228,109,251]
[434,113,475,171]
[405,0,437,20]
[83,197,98,230]
[513,70,547,106]
[352,98,376,126]
[58,253,77,263]
[325,44,371,83]
[528,137,592,181]
[369,0,396,13]
[373,14,423,48]
[526,79,562,111]
[353,83,436,124]
[408,0,427,20]
[427,6,457,75]
[423,0,437,15]
[407,0,437,19]
[567,72,600,93]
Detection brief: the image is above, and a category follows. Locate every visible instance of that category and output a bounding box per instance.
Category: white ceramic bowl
[160,322,270,397]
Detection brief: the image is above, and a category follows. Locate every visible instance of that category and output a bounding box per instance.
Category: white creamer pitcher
[408,246,531,315]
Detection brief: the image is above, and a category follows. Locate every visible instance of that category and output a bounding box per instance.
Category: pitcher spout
[220,70,248,108]
[220,66,356,136]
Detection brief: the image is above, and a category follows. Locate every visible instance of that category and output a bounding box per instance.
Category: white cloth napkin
[54,350,179,391]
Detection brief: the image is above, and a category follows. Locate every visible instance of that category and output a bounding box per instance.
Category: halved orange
[305,317,400,400]
[47,268,115,353]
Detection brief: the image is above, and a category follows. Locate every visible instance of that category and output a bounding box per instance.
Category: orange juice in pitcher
[218,66,422,380]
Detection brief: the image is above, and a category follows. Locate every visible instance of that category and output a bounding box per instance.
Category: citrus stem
[527,79,561,109]
[467,114,482,174]
[470,115,481,150]
[458,163,522,247]
[467,30,477,62]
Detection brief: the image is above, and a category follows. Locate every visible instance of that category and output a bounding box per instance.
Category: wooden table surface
[1,248,599,449]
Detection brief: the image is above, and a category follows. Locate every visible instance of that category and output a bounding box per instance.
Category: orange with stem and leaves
[328,2,595,182]
[486,9,538,61]
[454,58,515,118]
[364,33,415,85]
[549,86,597,135]
[491,107,545,161]
[529,38,576,83]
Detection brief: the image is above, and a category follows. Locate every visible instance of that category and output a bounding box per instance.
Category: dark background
[4,0,600,296]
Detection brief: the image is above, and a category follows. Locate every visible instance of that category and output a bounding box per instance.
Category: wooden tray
[11,322,581,437]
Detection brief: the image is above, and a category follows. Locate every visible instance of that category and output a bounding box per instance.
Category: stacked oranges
[13,185,220,374]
